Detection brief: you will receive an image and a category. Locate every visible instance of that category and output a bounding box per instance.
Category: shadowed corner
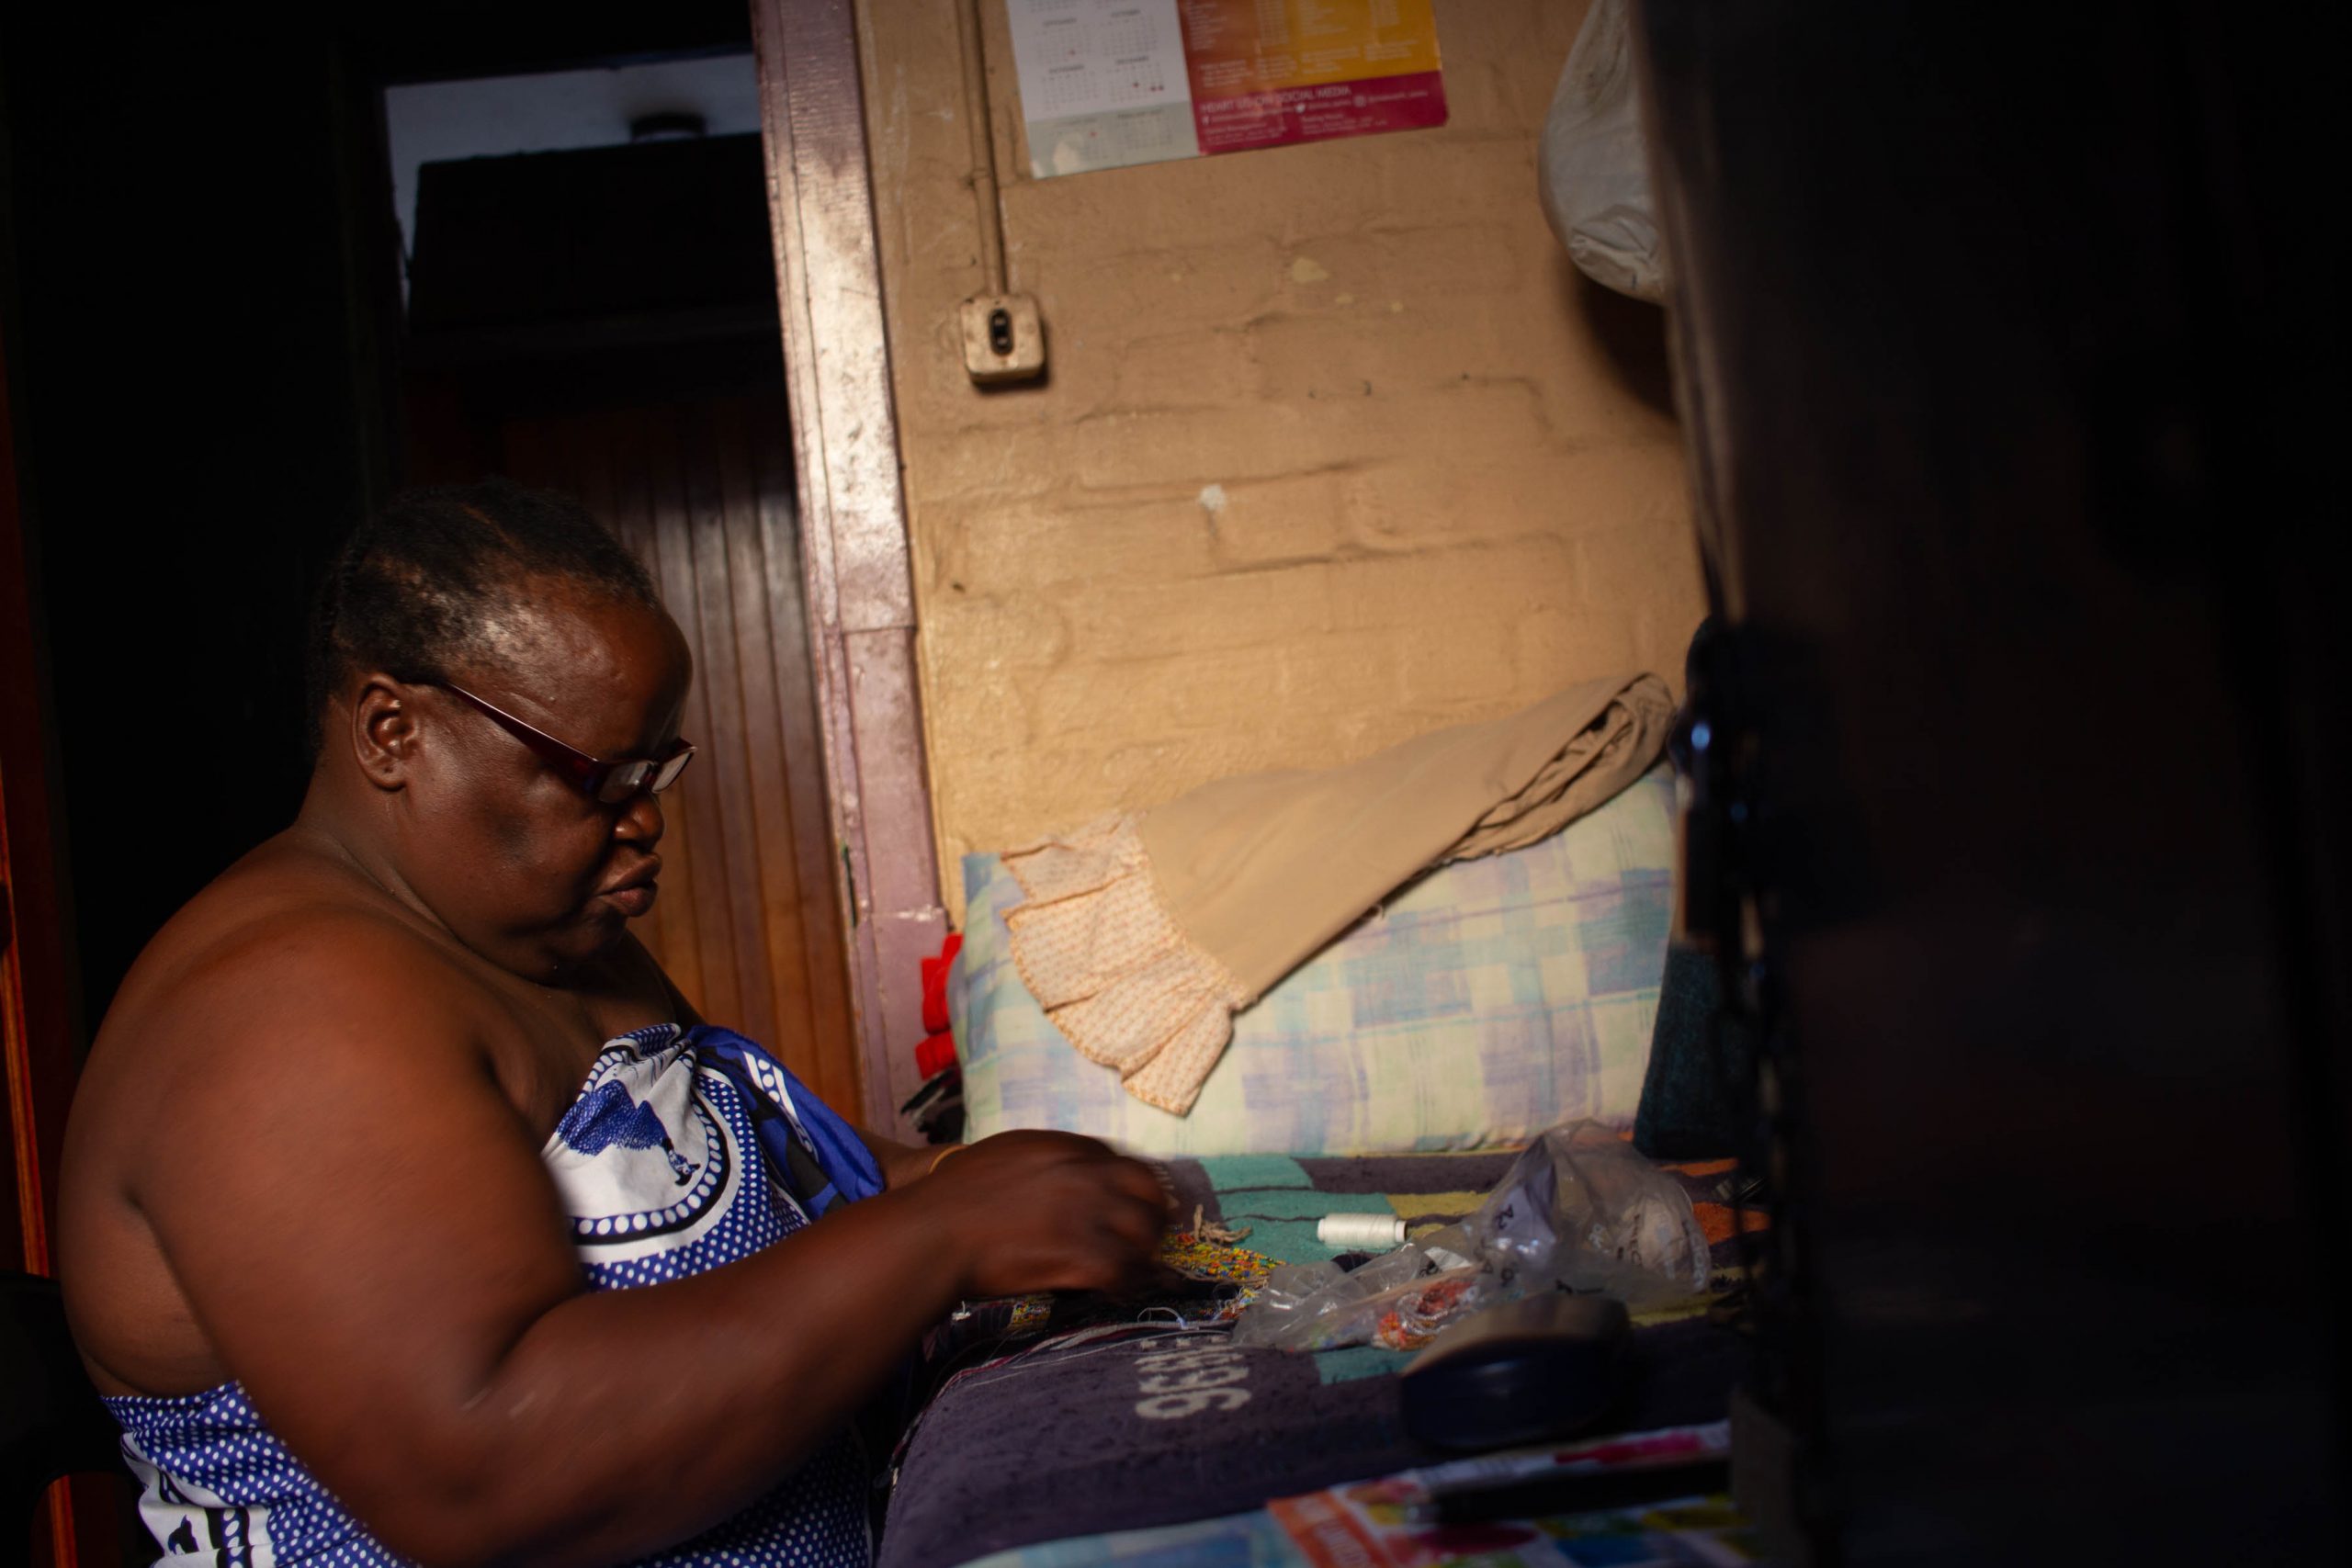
[1560,254,1677,423]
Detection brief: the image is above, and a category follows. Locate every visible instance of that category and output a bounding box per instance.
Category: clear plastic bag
[1475,1121,1712,1303]
[1230,1230,1485,1352]
[1229,1122,1709,1352]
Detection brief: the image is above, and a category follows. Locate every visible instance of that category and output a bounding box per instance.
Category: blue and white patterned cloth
[104,1024,887,1568]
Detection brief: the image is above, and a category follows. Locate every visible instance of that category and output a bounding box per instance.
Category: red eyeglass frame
[433,682,695,804]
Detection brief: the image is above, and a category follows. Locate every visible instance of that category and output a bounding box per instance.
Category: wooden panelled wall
[500,394,859,1113]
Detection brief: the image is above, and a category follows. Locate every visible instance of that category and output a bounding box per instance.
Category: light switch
[960,293,1046,385]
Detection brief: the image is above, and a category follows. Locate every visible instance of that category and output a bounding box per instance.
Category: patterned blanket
[877,1150,1758,1568]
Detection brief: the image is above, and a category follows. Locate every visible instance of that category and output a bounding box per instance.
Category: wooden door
[495,394,859,1112]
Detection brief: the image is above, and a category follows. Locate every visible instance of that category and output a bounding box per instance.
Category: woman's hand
[911,1130,1171,1299]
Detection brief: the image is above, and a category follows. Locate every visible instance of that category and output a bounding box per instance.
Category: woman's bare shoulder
[57,834,522,1395]
[87,833,485,1089]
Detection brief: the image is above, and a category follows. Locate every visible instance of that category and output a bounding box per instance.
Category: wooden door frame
[751,0,946,1137]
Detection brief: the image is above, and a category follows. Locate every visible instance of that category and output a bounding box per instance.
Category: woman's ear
[350,676,421,792]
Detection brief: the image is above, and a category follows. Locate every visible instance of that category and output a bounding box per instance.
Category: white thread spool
[1317,1213,1408,1249]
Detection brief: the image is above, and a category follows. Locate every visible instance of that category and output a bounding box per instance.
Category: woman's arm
[109,926,1163,1568]
[865,1129,957,1190]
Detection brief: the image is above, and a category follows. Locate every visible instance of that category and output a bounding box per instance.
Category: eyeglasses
[434,682,695,805]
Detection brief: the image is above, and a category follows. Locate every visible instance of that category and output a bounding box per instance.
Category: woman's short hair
[304,479,657,757]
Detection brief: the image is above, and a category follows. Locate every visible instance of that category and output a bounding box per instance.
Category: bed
[877,1150,1759,1568]
[882,709,1745,1565]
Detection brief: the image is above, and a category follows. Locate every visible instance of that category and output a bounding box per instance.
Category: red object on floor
[914,932,964,1077]
[921,933,962,1034]
[915,1032,956,1079]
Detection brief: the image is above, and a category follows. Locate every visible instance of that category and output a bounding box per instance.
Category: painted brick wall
[856,0,1704,916]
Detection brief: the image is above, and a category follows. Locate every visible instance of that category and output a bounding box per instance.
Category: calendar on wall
[1005,0,1446,178]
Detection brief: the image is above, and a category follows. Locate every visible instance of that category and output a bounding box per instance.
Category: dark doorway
[0,0,851,1097]
[389,68,854,1105]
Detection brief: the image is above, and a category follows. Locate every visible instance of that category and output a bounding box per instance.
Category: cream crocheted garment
[1000,674,1674,1114]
